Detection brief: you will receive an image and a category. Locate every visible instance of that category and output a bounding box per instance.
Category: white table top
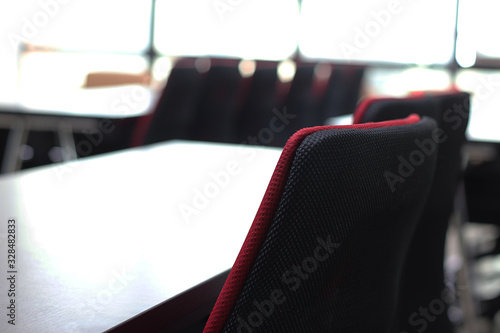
[0,141,282,332]
[0,85,154,119]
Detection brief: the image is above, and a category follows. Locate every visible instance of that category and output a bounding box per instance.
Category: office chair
[191,58,242,144]
[204,114,438,332]
[274,62,320,147]
[130,57,203,146]
[354,91,470,333]
[318,65,365,122]
[235,61,280,145]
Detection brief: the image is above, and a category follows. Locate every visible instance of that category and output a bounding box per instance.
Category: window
[154,0,300,60]
[298,0,457,65]
[456,69,500,142]
[1,0,152,113]
[456,0,500,67]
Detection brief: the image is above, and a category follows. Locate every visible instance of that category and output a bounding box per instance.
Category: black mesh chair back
[204,115,438,332]
[274,63,319,146]
[191,58,242,143]
[142,58,203,145]
[354,92,470,333]
[235,61,280,145]
[319,66,365,121]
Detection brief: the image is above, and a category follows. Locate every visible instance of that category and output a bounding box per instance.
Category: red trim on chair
[353,89,465,125]
[203,114,421,332]
[408,88,461,98]
[352,96,401,124]
[130,112,156,147]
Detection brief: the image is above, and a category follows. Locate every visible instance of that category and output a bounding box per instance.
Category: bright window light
[456,69,500,142]
[19,52,149,90]
[5,0,151,53]
[277,59,297,83]
[456,36,477,68]
[238,60,256,78]
[154,0,300,60]
[0,0,152,106]
[457,0,500,63]
[363,67,452,97]
[299,0,457,65]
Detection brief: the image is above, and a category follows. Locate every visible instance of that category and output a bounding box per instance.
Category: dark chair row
[130,58,365,148]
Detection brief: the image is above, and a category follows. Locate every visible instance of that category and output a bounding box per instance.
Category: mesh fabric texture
[355,92,470,333]
[204,115,438,332]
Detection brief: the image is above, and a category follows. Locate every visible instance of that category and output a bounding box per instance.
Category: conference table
[0,141,282,332]
[0,84,154,173]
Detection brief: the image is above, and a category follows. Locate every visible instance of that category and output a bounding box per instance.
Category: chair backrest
[191,58,242,143]
[130,57,202,146]
[143,59,203,145]
[204,115,438,332]
[235,61,280,145]
[318,65,365,121]
[274,63,319,147]
[354,91,470,333]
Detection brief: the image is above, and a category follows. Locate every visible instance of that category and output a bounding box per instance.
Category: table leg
[1,117,29,173]
[58,120,77,161]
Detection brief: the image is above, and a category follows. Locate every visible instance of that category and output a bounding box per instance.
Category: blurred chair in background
[318,65,365,121]
[235,60,280,145]
[354,91,470,332]
[138,57,203,146]
[190,58,242,144]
